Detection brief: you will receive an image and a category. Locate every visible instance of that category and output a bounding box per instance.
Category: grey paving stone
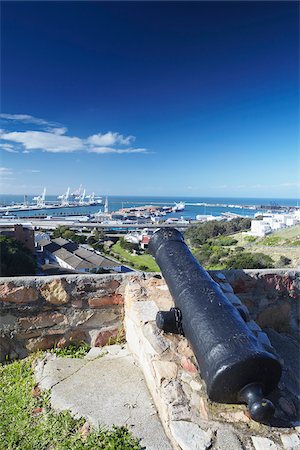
[37,347,172,450]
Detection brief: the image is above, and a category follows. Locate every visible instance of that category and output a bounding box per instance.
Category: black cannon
[149,228,282,422]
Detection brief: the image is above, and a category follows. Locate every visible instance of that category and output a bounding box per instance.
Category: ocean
[0,195,299,219]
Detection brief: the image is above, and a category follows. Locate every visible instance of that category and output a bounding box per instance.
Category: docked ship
[0,186,103,214]
[172,201,185,212]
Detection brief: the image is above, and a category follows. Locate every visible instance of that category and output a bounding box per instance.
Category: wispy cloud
[215,182,300,190]
[88,147,148,154]
[0,113,60,127]
[0,113,150,155]
[0,143,18,153]
[0,167,14,182]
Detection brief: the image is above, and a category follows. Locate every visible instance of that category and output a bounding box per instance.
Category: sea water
[0,195,298,219]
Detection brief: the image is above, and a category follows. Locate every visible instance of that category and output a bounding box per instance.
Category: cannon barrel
[149,228,282,422]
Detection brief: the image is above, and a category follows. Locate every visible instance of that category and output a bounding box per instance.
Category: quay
[0,218,192,231]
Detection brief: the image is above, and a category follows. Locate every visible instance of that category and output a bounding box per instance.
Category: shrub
[224,252,274,269]
[278,256,291,266]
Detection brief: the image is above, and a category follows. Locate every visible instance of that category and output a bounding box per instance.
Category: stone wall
[0,274,129,362]
[124,273,300,450]
[222,269,300,338]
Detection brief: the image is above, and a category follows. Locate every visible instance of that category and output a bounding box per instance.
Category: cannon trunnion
[149,228,282,422]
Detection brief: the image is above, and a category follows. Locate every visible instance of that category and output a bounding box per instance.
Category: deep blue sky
[1,1,299,197]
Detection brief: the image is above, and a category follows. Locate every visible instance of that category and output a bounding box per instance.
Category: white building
[250,212,299,237]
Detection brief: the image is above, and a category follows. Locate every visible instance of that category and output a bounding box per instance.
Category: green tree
[0,236,36,276]
[52,226,69,238]
[119,237,139,252]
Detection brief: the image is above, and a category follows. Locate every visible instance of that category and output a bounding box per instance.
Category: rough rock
[257,303,291,330]
[19,312,67,329]
[143,322,169,354]
[128,300,159,324]
[181,356,198,374]
[0,283,38,303]
[215,427,243,450]
[251,436,279,450]
[26,335,61,352]
[152,360,178,384]
[93,327,119,347]
[40,280,69,305]
[88,294,123,307]
[170,421,212,450]
[280,433,300,449]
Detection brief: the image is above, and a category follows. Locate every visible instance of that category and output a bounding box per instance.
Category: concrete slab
[36,346,172,450]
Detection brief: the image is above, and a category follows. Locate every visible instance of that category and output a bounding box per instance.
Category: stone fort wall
[0,270,298,362]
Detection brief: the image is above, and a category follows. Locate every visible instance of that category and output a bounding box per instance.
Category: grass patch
[260,236,282,246]
[0,355,141,450]
[244,235,257,243]
[111,241,160,272]
[290,239,300,246]
[51,342,90,359]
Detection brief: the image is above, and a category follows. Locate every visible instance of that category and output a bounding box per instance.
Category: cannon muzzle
[149,228,282,422]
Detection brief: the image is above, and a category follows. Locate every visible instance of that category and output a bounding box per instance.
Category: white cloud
[0,113,150,155]
[88,147,148,154]
[0,113,60,127]
[0,143,18,153]
[87,132,135,147]
[1,130,83,153]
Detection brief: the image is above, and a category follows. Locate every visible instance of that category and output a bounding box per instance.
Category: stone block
[93,327,119,347]
[280,433,300,450]
[181,371,193,384]
[161,380,187,406]
[0,313,17,330]
[142,322,169,355]
[71,298,83,308]
[127,301,159,325]
[40,280,69,305]
[168,403,192,421]
[177,339,194,358]
[170,421,212,450]
[219,410,250,423]
[0,283,38,304]
[152,360,178,384]
[70,310,119,328]
[19,312,67,330]
[57,329,87,348]
[181,356,198,374]
[257,303,291,331]
[215,427,243,450]
[88,294,123,308]
[190,380,202,392]
[251,436,278,450]
[85,347,107,360]
[26,335,61,352]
